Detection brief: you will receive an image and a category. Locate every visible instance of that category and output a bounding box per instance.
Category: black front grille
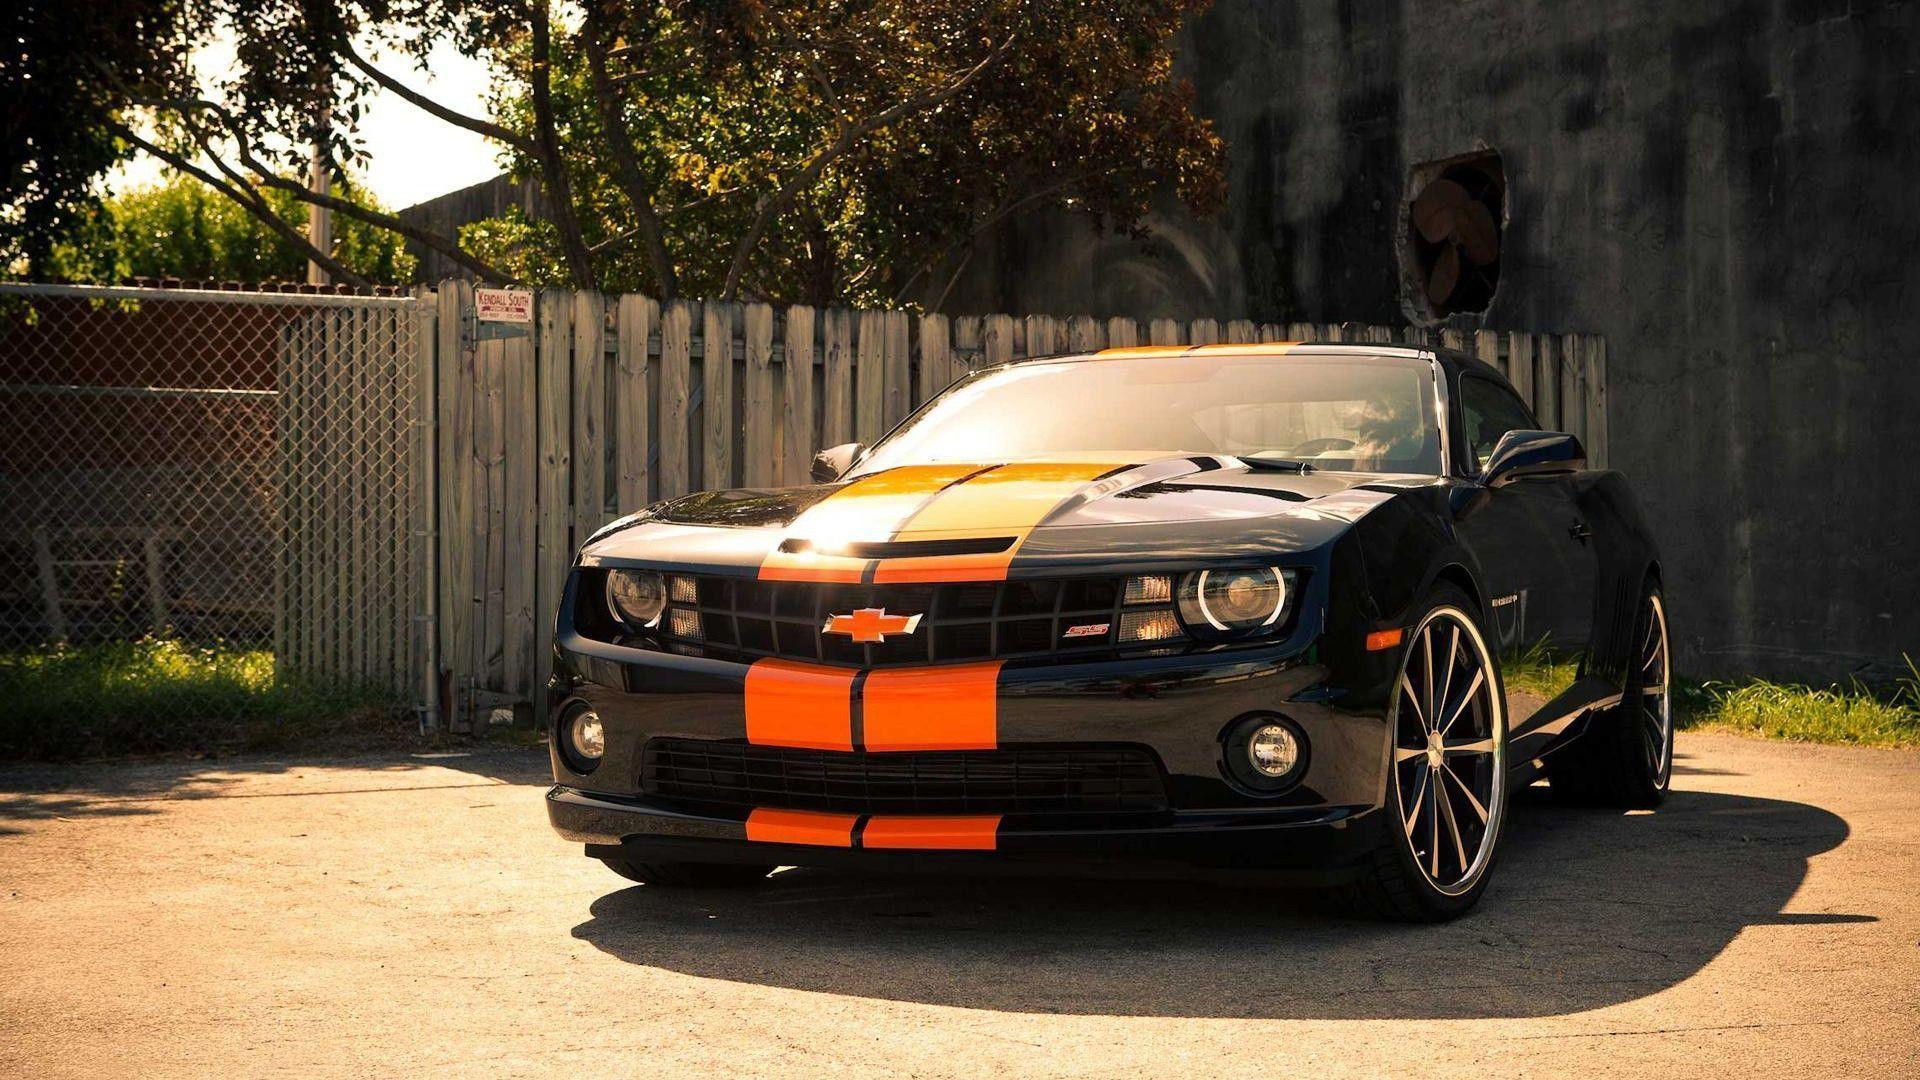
[671,576,1128,666]
[641,739,1169,815]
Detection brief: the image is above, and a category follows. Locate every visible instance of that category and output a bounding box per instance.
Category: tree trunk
[530,2,598,289]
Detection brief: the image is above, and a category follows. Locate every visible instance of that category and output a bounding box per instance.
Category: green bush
[0,639,401,759]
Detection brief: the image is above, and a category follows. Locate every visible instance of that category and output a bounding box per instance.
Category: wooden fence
[430,280,1608,727]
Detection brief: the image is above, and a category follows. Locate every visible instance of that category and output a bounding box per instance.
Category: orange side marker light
[1365,627,1405,652]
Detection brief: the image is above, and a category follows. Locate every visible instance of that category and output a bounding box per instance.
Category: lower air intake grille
[641,739,1169,816]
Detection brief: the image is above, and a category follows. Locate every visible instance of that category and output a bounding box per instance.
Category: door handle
[1568,520,1593,543]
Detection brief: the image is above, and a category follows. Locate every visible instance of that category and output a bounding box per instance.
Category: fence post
[414,290,440,729]
[534,288,574,708]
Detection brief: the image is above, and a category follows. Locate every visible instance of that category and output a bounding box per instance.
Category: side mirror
[1480,430,1585,488]
[811,442,865,483]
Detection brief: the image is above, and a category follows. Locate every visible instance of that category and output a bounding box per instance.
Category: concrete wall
[944,0,1920,682]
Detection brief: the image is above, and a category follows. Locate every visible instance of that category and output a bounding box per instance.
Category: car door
[1452,373,1598,751]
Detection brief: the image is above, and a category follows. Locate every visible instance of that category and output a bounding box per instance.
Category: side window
[1460,375,1537,471]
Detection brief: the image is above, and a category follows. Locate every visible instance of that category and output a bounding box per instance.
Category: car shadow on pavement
[570,782,1857,1020]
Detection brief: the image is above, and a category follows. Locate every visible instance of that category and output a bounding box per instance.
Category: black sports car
[546,342,1669,920]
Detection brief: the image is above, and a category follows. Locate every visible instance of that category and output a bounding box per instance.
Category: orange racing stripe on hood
[758,463,983,582]
[869,461,1122,582]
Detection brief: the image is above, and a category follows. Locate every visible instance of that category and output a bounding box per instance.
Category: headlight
[1176,566,1293,636]
[605,569,667,629]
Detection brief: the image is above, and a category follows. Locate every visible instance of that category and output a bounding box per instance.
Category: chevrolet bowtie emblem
[822,607,923,643]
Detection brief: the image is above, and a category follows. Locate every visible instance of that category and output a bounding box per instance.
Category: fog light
[1222,712,1309,793]
[565,708,604,768]
[1248,723,1300,777]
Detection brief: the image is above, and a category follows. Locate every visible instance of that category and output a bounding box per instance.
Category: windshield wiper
[1239,453,1317,473]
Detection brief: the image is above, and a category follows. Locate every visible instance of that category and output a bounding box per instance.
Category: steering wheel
[1291,437,1356,456]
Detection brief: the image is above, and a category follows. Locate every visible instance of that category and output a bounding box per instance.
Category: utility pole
[307,144,331,286]
[307,65,332,286]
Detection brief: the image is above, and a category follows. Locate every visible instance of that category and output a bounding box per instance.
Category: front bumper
[550,786,1385,884]
[549,615,1392,875]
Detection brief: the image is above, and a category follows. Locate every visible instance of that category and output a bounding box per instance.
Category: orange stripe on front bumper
[862,661,1003,751]
[745,808,859,847]
[744,658,856,751]
[861,815,1001,850]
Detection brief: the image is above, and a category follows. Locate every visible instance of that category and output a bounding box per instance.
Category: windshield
[854,354,1442,475]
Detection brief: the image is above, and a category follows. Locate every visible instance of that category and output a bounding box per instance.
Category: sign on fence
[475,287,534,324]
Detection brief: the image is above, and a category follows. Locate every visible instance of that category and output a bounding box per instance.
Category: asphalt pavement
[1,732,1915,1078]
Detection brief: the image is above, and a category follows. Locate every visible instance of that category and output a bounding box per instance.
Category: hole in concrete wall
[1404,151,1505,322]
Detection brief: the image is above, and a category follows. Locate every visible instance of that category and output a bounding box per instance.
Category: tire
[598,857,774,888]
[1550,583,1672,809]
[1344,583,1510,922]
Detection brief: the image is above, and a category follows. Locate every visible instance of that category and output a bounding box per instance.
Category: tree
[48,175,415,284]
[480,0,1226,306]
[1,1,192,275]
[7,1,1225,306]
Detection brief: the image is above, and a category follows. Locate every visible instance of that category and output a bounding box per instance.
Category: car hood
[583,454,1423,575]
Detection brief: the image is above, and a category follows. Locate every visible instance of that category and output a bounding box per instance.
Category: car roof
[1006,340,1500,379]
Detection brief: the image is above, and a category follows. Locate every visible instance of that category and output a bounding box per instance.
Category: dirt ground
[1,732,1915,1078]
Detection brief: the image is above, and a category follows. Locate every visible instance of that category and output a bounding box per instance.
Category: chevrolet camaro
[545,342,1669,920]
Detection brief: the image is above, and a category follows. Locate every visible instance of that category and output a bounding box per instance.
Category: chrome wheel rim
[1391,606,1506,896]
[1638,594,1673,787]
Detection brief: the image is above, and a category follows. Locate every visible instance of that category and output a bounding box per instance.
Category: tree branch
[113,123,370,287]
[718,34,1013,300]
[584,2,677,297]
[337,40,534,154]
[138,94,514,283]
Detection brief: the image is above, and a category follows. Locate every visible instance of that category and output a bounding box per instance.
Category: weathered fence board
[613,293,653,512]
[430,285,1609,718]
[783,306,817,484]
[742,303,777,487]
[822,308,853,447]
[572,291,607,535]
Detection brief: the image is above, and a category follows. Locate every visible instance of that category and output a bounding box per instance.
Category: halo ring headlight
[605,569,667,629]
[1178,566,1289,634]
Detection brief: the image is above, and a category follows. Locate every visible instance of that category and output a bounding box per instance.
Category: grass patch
[1500,638,1580,699]
[0,639,408,760]
[1503,640,1919,749]
[1676,658,1920,749]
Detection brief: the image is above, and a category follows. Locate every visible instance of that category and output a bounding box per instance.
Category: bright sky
[112,37,505,211]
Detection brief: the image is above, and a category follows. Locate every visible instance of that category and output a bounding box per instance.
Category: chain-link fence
[0,283,429,700]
